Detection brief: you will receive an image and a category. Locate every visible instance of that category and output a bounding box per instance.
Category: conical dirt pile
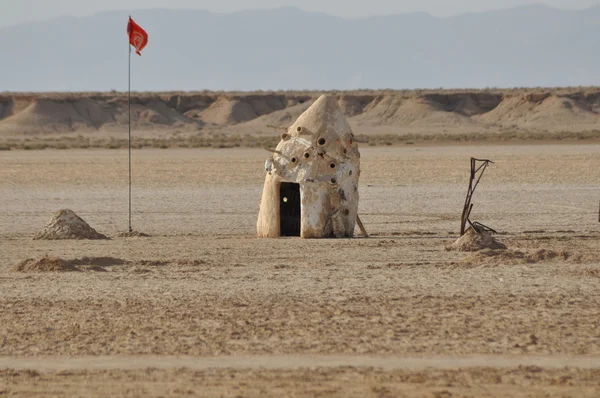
[448,227,507,252]
[12,256,79,272]
[34,209,108,240]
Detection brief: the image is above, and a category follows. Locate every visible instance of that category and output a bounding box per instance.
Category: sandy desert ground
[1,144,600,397]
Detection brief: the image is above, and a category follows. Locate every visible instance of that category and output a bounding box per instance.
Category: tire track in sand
[1,355,600,371]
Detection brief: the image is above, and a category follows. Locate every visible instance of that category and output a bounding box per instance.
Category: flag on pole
[127,17,148,56]
[126,16,148,233]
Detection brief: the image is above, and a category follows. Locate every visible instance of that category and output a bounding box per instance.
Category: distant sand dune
[475,93,600,127]
[353,96,476,126]
[2,89,600,137]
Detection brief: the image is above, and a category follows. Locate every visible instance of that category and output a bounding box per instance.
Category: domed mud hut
[257,95,361,238]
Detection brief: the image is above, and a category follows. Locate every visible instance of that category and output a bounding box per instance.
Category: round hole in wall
[291,157,297,163]
[318,138,326,146]
[330,163,336,169]
[281,133,288,140]
[283,197,288,203]
[304,152,310,159]
[331,178,337,184]
[297,126,303,133]
[344,209,350,216]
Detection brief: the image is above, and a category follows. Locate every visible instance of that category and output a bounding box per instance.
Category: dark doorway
[280,183,301,236]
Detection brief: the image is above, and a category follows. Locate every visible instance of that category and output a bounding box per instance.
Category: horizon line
[2,2,600,29]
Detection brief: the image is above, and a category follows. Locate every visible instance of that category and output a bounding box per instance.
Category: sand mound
[71,98,115,127]
[200,97,258,125]
[0,98,118,134]
[475,94,599,128]
[426,93,502,117]
[139,100,192,126]
[118,230,151,238]
[461,248,600,267]
[0,96,201,134]
[246,96,286,117]
[354,96,475,127]
[103,98,194,129]
[12,256,79,272]
[241,101,314,129]
[182,95,286,125]
[11,256,124,273]
[533,96,599,124]
[447,228,507,252]
[34,209,108,240]
[337,95,372,117]
[0,99,94,134]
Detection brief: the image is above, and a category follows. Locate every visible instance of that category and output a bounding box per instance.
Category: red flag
[127,17,148,56]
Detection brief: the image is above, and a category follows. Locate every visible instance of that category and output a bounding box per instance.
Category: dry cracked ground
[0,144,599,397]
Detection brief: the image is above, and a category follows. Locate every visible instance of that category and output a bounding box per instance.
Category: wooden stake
[264,148,283,155]
[353,136,369,143]
[356,214,369,238]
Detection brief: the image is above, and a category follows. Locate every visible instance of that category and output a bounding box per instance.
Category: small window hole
[318,138,326,146]
[291,157,297,163]
[349,170,353,176]
[304,152,310,159]
[330,163,336,169]
[331,178,337,184]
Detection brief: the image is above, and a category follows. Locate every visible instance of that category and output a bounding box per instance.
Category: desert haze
[3,5,600,91]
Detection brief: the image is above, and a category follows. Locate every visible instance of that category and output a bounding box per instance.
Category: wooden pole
[128,20,133,233]
[356,214,369,238]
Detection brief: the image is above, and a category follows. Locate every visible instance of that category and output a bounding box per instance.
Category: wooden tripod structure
[460,157,494,236]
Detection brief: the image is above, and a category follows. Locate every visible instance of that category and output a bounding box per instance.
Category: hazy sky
[1,0,599,27]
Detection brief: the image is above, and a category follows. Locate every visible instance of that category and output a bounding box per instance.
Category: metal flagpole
[128,18,133,233]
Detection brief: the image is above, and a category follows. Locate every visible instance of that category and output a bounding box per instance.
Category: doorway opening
[280,183,300,236]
